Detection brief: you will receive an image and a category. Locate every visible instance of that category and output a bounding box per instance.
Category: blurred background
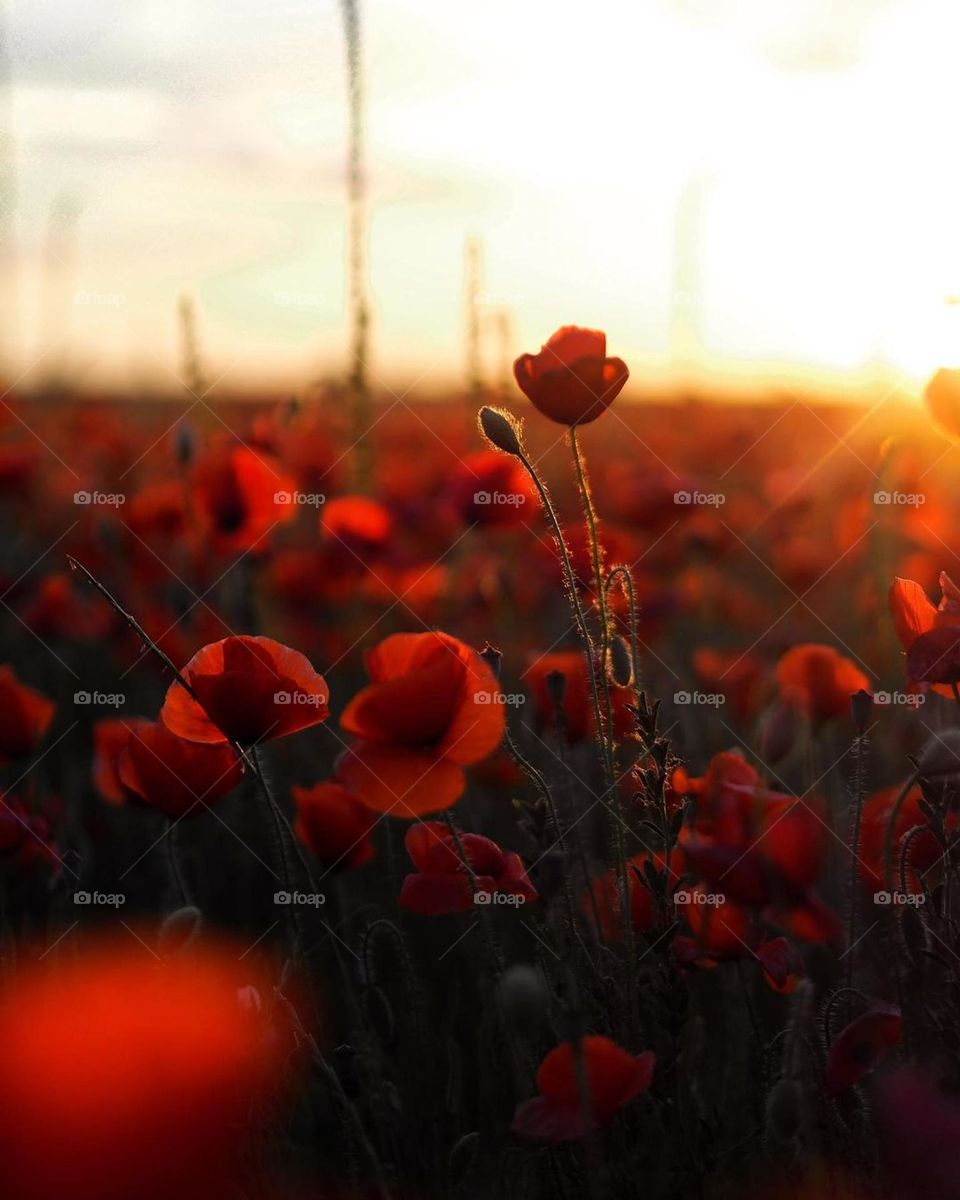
[1,0,959,398]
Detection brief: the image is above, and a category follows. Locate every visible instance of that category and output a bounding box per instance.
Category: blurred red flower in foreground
[292,780,376,870]
[0,665,55,761]
[514,326,628,426]
[161,635,329,745]
[827,1006,902,1097]
[398,819,537,914]
[775,643,870,723]
[336,631,504,816]
[890,571,960,687]
[512,1035,654,1141]
[0,941,286,1200]
[119,720,245,819]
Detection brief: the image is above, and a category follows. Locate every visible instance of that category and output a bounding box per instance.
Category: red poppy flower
[857,782,946,892]
[92,717,151,804]
[514,326,628,426]
[775,644,870,723]
[191,443,295,554]
[586,848,687,939]
[0,666,55,762]
[890,572,960,689]
[0,941,285,1200]
[21,572,112,641]
[292,781,375,870]
[336,631,504,816]
[398,820,537,915]
[119,721,244,820]
[160,636,329,746]
[320,495,394,558]
[446,450,537,528]
[676,887,756,961]
[512,1036,654,1141]
[827,1006,902,1097]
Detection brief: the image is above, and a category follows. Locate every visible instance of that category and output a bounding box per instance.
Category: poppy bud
[157,905,203,955]
[607,637,633,688]
[478,406,524,457]
[850,688,873,731]
[765,1076,802,1144]
[918,729,960,778]
[498,963,549,1034]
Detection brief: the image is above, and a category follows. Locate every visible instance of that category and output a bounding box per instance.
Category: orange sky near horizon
[1,0,959,400]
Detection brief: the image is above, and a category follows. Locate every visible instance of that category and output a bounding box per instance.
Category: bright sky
[2,0,959,395]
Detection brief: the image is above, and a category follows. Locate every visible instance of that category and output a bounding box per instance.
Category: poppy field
[5,324,960,1200]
